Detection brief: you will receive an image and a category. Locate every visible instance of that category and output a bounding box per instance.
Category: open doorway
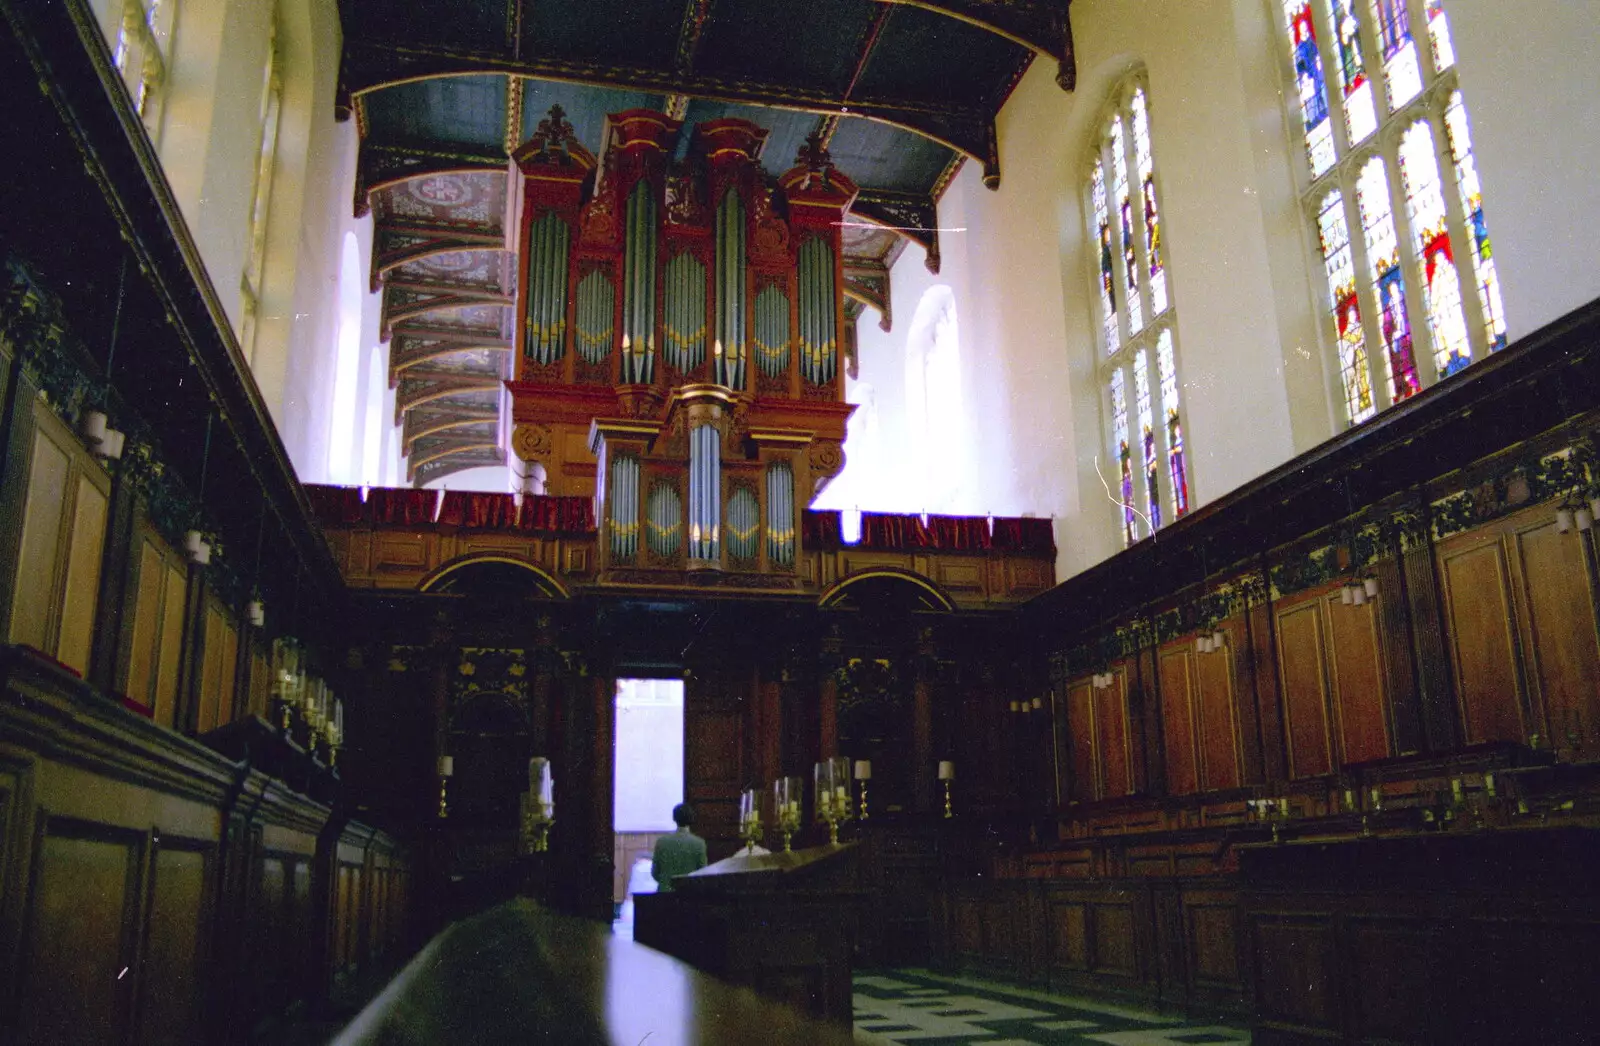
[612,678,685,932]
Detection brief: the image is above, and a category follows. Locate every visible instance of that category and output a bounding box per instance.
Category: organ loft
[507,106,857,585]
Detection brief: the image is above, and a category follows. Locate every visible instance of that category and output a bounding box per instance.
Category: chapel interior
[1,0,1599,1043]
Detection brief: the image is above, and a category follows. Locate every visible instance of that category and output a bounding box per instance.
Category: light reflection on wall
[815,285,969,517]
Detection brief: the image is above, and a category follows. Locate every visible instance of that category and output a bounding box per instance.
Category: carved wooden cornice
[850,188,942,273]
[874,0,1075,90]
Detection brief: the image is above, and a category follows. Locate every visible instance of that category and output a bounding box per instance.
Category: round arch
[816,567,957,612]
[417,553,571,599]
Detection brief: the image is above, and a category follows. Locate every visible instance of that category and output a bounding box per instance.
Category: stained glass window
[1317,191,1375,424]
[1111,118,1142,337]
[1131,91,1168,317]
[1355,158,1419,401]
[1284,1,1336,177]
[1326,0,1377,143]
[1092,78,1187,546]
[1443,91,1505,351]
[1424,0,1454,71]
[1111,369,1136,545]
[1093,161,1117,354]
[1279,0,1501,423]
[1399,121,1472,377]
[1372,0,1422,109]
[1157,331,1188,519]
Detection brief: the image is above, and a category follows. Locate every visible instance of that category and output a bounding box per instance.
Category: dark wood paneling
[1157,649,1198,796]
[139,838,213,1045]
[1064,679,1096,802]
[1345,917,1442,1043]
[1047,899,1088,971]
[1439,538,1527,744]
[1252,914,1335,1032]
[1248,593,1286,783]
[1095,671,1131,798]
[1196,632,1240,792]
[16,820,144,1046]
[1090,901,1137,977]
[1275,599,1332,779]
[1324,593,1390,765]
[1185,896,1241,992]
[1510,516,1600,755]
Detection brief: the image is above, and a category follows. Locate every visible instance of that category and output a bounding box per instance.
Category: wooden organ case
[506,106,857,589]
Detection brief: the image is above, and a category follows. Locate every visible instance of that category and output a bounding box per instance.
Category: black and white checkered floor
[852,970,1249,1045]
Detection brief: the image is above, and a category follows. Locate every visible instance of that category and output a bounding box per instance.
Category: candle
[938,760,955,781]
[854,760,872,781]
[437,755,454,777]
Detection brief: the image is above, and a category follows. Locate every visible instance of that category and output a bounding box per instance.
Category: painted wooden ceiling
[341,0,1075,484]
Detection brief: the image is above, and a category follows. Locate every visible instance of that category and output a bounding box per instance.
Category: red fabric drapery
[926,514,993,551]
[992,516,1055,554]
[859,513,933,551]
[803,510,841,549]
[518,495,596,534]
[303,484,367,526]
[368,487,439,526]
[438,490,518,530]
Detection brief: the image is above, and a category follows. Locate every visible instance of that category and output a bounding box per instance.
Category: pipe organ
[507,106,857,586]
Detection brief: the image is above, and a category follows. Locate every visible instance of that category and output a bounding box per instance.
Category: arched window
[1279,0,1505,427]
[1090,80,1188,547]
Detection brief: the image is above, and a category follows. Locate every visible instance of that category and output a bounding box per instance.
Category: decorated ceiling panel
[693,0,884,91]
[523,0,685,67]
[363,75,508,148]
[853,5,1031,107]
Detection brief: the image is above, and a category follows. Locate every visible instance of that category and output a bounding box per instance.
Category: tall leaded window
[1091,80,1188,547]
[1279,0,1505,426]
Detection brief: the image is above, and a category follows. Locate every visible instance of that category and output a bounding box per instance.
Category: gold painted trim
[817,568,956,611]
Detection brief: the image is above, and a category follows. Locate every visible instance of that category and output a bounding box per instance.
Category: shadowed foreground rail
[333,899,859,1045]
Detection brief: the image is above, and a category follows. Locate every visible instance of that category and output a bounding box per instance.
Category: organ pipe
[715,190,746,389]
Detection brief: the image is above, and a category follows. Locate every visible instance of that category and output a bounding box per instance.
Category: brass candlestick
[437,776,450,819]
[522,798,553,852]
[775,806,800,852]
[740,815,764,854]
[942,779,953,819]
[858,780,869,821]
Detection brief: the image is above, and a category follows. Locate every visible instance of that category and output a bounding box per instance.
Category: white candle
[437,755,454,777]
[938,760,955,781]
[854,760,872,781]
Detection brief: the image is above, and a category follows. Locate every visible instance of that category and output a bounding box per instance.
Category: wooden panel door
[1063,678,1098,802]
[1439,536,1527,744]
[684,676,745,858]
[1324,591,1391,765]
[1195,628,1241,791]
[1275,598,1333,778]
[1157,647,1199,795]
[1510,514,1600,756]
[1096,668,1133,798]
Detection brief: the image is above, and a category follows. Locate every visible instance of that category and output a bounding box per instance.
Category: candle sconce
[437,755,454,819]
[938,760,955,819]
[774,776,802,852]
[521,757,555,853]
[854,760,872,822]
[815,757,853,845]
[1247,797,1291,843]
[738,788,763,854]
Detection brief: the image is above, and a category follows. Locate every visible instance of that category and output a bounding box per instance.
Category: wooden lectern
[632,842,862,1026]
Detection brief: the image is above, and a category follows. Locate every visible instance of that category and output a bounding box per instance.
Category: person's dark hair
[672,802,695,827]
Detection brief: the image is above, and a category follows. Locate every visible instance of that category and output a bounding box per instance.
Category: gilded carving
[511,423,554,462]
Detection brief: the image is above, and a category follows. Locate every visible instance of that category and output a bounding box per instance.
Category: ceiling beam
[850,189,943,273]
[340,40,1000,185]
[409,443,506,485]
[872,0,1075,91]
[356,140,506,217]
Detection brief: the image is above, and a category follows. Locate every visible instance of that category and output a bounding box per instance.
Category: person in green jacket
[651,803,708,892]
